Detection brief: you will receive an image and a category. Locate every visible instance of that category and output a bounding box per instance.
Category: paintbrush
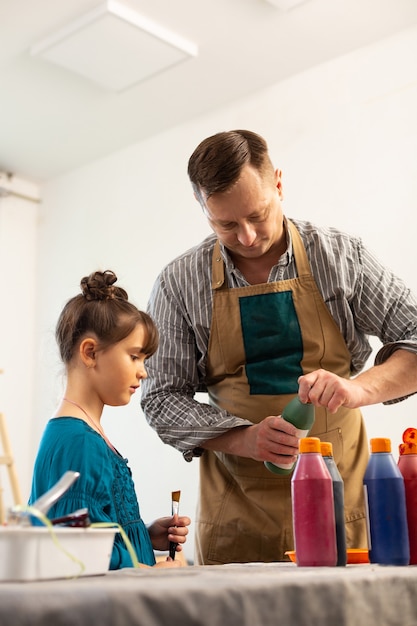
[169,490,181,559]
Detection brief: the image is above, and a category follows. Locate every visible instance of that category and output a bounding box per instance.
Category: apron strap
[212,240,225,290]
[285,219,312,278]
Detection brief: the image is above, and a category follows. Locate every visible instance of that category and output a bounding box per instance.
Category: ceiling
[1,0,417,183]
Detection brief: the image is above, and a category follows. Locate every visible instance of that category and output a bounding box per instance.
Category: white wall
[3,24,417,562]
[0,178,39,515]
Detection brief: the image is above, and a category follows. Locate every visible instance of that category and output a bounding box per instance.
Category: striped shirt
[141,219,417,453]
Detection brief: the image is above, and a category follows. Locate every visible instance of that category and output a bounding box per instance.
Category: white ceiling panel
[1,0,417,182]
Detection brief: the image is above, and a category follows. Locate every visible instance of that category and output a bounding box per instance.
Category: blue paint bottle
[363,437,409,566]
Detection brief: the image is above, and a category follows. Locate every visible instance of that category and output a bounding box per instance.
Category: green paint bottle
[264,396,315,475]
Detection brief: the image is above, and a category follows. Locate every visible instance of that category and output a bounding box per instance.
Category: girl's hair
[187,129,275,203]
[56,270,159,364]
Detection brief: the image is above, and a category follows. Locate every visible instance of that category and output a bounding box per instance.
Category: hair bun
[81,270,127,301]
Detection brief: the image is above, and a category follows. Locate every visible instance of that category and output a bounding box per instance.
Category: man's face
[200,165,285,262]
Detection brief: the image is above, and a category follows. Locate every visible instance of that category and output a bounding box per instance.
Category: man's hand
[298,369,365,413]
[202,416,300,464]
[298,350,417,412]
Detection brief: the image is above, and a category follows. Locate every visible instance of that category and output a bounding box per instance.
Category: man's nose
[237,223,257,246]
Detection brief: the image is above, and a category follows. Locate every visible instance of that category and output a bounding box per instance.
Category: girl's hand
[137,556,183,569]
[154,556,184,568]
[147,514,191,552]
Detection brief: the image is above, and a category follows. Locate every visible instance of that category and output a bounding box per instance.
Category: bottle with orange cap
[291,436,337,566]
[320,442,347,566]
[363,437,409,565]
[398,428,417,565]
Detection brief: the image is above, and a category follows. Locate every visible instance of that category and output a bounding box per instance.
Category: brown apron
[195,219,368,565]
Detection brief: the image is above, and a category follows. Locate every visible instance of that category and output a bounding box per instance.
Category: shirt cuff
[182,447,205,462]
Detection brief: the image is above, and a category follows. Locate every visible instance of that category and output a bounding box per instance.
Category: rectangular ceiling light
[264,0,310,9]
[30,0,198,92]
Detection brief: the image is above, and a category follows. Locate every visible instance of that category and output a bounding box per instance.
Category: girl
[29,270,190,569]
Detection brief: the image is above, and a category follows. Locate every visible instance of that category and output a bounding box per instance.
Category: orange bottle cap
[299,437,321,453]
[399,441,417,455]
[320,441,333,457]
[370,437,391,453]
[403,428,417,444]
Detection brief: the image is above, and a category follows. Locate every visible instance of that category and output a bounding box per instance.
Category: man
[141,130,417,565]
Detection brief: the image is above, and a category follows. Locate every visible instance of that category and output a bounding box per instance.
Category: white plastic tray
[0,526,117,581]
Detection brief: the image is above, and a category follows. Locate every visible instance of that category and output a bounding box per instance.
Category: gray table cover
[0,562,415,625]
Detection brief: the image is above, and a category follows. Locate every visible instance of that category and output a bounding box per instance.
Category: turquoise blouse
[29,417,156,569]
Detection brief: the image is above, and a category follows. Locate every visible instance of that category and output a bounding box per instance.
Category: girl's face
[93,324,149,407]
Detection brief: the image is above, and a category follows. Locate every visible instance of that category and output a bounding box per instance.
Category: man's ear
[79,337,98,368]
[274,168,283,199]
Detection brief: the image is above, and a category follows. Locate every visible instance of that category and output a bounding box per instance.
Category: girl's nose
[137,362,147,379]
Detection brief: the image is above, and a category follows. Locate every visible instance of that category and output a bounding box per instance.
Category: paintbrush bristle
[171,490,181,502]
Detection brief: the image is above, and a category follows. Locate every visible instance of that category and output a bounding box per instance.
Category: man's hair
[187,130,275,203]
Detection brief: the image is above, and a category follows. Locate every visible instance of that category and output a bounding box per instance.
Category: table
[0,562,416,625]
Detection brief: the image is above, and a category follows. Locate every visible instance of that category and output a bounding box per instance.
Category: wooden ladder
[0,410,23,523]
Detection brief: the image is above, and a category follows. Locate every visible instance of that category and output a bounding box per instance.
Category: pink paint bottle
[291,437,337,566]
[398,428,417,565]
